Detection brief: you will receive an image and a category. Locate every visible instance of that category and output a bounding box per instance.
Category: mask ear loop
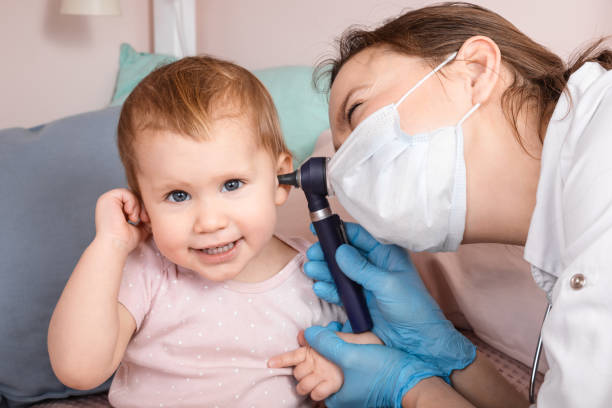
[457,103,481,126]
[394,51,458,108]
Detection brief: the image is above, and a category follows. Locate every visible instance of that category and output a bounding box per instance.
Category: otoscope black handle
[313,214,373,333]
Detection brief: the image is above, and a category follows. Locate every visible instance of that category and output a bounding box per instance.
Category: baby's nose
[193,201,228,233]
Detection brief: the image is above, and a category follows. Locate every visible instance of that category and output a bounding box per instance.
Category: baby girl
[47,55,377,407]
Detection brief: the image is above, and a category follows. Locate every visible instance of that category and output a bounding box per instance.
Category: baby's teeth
[204,241,235,255]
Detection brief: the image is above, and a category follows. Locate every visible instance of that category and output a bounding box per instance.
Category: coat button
[570,273,586,289]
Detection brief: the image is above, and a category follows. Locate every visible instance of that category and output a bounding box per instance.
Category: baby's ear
[275,152,293,206]
[140,203,151,224]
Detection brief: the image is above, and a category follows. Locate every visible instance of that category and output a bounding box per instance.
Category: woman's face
[328,46,474,150]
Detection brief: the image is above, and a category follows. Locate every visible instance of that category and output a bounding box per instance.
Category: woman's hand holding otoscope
[278,157,373,333]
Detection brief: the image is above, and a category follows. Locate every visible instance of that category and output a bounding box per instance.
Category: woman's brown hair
[317,2,612,147]
[117,56,289,198]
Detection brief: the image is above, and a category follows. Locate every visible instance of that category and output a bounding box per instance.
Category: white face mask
[328,52,480,252]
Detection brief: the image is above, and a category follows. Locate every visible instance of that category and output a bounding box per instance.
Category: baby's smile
[191,238,243,264]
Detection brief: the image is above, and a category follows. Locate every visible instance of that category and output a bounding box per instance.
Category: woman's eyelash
[347,102,362,124]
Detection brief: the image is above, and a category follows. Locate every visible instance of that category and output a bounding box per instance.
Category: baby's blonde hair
[117,56,290,198]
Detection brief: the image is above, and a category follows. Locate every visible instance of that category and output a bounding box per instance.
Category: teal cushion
[253,66,329,164]
[110,44,177,107]
[110,44,328,164]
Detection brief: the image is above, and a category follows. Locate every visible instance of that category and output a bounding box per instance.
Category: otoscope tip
[278,171,299,187]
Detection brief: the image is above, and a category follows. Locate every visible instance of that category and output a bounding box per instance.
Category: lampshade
[61,0,121,15]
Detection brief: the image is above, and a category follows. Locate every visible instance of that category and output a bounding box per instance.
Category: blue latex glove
[305,222,476,380]
[305,323,443,408]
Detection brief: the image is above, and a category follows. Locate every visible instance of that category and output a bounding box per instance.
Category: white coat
[524,62,612,407]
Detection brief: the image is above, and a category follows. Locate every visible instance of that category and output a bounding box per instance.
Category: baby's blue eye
[167,190,190,202]
[221,179,243,192]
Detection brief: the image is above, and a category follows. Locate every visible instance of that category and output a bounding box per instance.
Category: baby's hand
[268,323,382,402]
[94,188,149,252]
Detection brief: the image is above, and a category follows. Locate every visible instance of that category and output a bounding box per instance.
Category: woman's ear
[275,152,294,206]
[456,36,502,105]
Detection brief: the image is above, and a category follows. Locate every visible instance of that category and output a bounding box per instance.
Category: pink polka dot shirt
[108,236,345,407]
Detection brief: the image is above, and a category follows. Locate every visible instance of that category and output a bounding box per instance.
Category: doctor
[301,3,611,407]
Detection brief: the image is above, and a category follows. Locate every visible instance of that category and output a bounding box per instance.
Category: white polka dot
[197,354,202,359]
[185,296,190,301]
[234,336,239,341]
[264,390,269,395]
[159,403,163,407]
[250,323,255,328]
[198,332,203,336]
[248,298,253,303]
[178,340,182,345]
[231,357,236,361]
[218,382,223,387]
[223,284,229,289]
[218,321,223,326]
[216,346,221,351]
[234,368,240,373]
[282,400,286,404]
[201,308,206,313]
[148,353,153,358]
[171,385,176,390]
[186,378,190,382]
[233,310,238,316]
[128,283,133,288]
[204,285,209,289]
[250,349,255,353]
[167,304,172,308]
[267,336,272,341]
[199,371,203,376]
[172,279,178,284]
[235,394,240,399]
[218,296,223,302]
[146,335,151,339]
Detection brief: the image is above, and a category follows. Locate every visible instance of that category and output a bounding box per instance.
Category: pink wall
[0,0,151,128]
[2,0,610,128]
[196,0,612,69]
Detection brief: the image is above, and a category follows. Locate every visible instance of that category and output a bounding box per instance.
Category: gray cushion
[0,107,124,407]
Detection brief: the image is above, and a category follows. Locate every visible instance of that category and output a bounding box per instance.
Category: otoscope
[278,157,373,333]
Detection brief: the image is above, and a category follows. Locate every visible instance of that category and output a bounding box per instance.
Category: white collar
[524,62,609,277]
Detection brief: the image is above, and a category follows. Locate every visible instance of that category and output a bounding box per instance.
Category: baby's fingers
[296,373,323,397]
[310,379,342,402]
[267,347,307,369]
[120,192,141,224]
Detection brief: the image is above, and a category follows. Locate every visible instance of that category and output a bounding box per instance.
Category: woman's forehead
[329,47,423,121]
